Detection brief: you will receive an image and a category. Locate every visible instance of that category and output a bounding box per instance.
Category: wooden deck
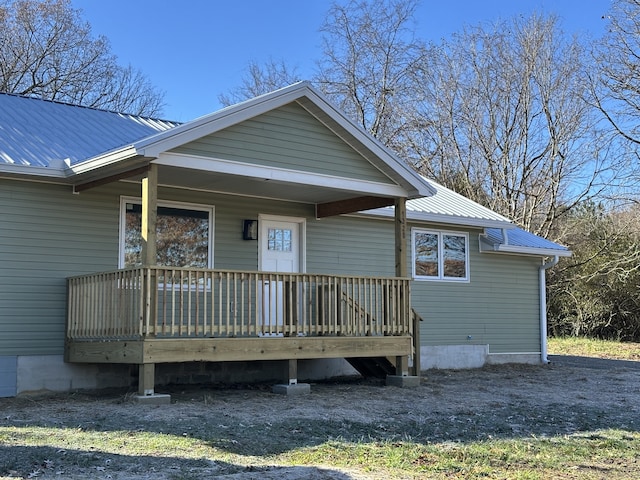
[65,267,418,393]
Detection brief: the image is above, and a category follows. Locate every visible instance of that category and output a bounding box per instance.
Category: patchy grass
[2,359,640,479]
[282,430,640,479]
[2,423,640,479]
[548,337,640,361]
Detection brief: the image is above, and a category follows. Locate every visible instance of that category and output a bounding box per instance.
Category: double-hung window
[119,197,214,268]
[412,228,469,282]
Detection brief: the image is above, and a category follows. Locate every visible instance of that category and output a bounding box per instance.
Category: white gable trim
[131,82,431,199]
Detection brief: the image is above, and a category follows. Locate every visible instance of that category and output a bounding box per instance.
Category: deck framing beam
[66,335,413,364]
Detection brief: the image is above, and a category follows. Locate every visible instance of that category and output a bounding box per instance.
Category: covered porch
[66,267,420,395]
[62,84,430,397]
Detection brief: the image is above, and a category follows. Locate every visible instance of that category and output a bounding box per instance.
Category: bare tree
[0,0,164,116]
[316,0,425,150]
[217,58,301,107]
[408,14,614,237]
[591,0,640,146]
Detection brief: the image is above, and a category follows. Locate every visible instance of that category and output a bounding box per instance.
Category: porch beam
[315,196,394,218]
[395,197,407,278]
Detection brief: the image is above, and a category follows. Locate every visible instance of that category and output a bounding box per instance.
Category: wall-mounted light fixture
[243,219,258,240]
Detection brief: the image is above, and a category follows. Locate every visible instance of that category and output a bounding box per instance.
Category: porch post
[136,164,167,403]
[386,197,420,387]
[394,197,407,278]
[141,164,158,266]
[288,359,298,385]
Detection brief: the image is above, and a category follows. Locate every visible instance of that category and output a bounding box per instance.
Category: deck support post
[395,355,409,377]
[288,359,298,385]
[272,359,310,395]
[135,363,170,404]
[138,363,155,396]
[386,354,420,387]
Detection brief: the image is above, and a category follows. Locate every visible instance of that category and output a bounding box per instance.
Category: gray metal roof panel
[0,93,177,167]
[407,177,513,225]
[362,177,513,228]
[482,227,571,255]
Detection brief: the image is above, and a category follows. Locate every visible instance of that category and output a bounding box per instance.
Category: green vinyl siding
[170,102,394,184]
[0,179,120,355]
[307,215,395,276]
[410,230,542,354]
[307,216,542,354]
[0,177,542,357]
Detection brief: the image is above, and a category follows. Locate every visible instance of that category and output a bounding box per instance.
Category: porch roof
[0,83,432,206]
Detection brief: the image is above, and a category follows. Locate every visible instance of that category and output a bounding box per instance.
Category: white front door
[259,217,303,334]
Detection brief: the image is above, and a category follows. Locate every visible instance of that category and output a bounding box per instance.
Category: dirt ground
[1,356,639,479]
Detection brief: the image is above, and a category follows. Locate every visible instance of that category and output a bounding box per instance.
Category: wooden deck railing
[67,267,412,341]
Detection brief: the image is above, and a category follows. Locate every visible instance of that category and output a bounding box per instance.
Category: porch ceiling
[115,163,402,205]
[159,165,351,203]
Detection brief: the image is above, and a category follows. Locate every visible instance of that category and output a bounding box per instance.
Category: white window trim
[411,227,470,283]
[118,196,215,269]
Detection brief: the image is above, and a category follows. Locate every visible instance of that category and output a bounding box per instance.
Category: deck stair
[346,356,396,379]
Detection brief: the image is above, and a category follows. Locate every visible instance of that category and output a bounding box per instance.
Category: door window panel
[267,228,292,252]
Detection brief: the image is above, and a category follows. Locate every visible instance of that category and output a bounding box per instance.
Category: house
[0,82,570,399]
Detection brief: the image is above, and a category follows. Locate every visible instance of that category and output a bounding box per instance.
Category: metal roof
[407,177,513,227]
[0,93,177,167]
[360,177,570,255]
[363,177,514,229]
[481,227,571,256]
[0,89,570,257]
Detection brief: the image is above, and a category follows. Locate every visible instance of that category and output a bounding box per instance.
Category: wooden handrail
[67,267,412,341]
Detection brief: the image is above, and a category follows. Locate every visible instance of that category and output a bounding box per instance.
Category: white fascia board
[154,153,408,197]
[412,213,514,229]
[480,243,572,257]
[67,146,140,175]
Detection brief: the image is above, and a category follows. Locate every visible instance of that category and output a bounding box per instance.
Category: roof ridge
[0,91,178,124]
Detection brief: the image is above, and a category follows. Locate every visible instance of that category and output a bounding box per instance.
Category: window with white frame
[119,198,214,268]
[412,228,469,281]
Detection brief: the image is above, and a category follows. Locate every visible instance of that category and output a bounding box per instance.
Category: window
[267,228,292,252]
[120,198,214,268]
[412,228,469,281]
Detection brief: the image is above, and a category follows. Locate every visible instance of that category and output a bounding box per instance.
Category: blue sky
[72,0,611,122]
